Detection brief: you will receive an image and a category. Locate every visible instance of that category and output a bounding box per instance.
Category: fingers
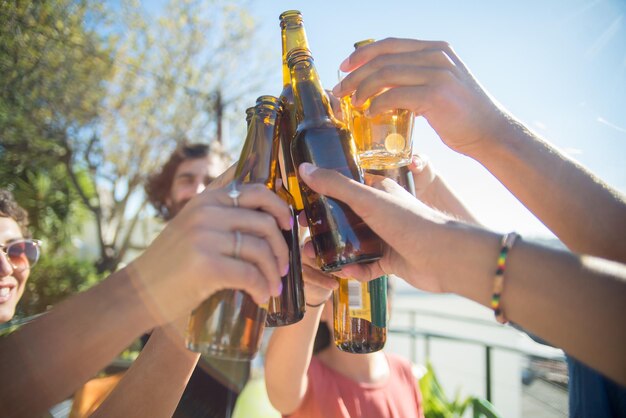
[339,38,450,72]
[336,48,457,101]
[302,264,338,291]
[297,162,442,254]
[206,183,292,231]
[352,65,454,108]
[325,89,342,117]
[407,155,436,198]
[217,207,290,274]
[298,163,377,217]
[366,175,411,198]
[409,154,429,174]
[211,230,282,297]
[215,256,272,305]
[302,239,316,259]
[340,261,387,282]
[368,86,432,117]
[297,210,308,228]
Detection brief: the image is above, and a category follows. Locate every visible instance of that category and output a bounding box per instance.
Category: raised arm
[90,163,237,418]
[408,155,480,225]
[264,257,337,414]
[90,321,199,418]
[334,37,626,262]
[0,183,290,418]
[298,163,626,386]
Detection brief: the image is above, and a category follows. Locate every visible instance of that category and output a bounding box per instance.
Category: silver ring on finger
[233,231,243,259]
[228,180,242,208]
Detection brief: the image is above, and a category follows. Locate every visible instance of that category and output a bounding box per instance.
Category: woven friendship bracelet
[491,232,520,324]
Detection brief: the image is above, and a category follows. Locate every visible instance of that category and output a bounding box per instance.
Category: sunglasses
[0,239,42,273]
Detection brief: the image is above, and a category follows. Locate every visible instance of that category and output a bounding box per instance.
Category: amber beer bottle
[288,47,383,272]
[278,10,309,212]
[287,48,382,271]
[251,96,305,327]
[245,106,255,126]
[332,164,414,353]
[186,102,276,360]
[333,275,388,353]
[335,81,415,352]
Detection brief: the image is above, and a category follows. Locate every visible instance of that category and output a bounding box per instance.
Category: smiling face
[0,217,29,323]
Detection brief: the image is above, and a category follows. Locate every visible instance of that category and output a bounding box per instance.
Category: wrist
[435,222,502,307]
[122,263,169,330]
[467,115,532,164]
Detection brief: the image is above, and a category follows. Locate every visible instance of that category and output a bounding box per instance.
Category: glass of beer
[339,40,415,170]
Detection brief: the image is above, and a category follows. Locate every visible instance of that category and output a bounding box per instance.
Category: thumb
[298,163,376,216]
[298,162,443,258]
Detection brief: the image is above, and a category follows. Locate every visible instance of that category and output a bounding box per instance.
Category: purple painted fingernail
[289,215,294,230]
[282,264,290,277]
[277,280,284,295]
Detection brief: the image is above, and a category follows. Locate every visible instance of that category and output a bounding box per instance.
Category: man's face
[166,157,213,218]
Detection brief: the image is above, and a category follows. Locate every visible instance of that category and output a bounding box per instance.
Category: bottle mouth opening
[279,10,302,21]
[245,106,255,123]
[255,95,283,113]
[279,10,303,27]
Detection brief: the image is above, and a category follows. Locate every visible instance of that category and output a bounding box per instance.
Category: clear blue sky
[249,0,626,237]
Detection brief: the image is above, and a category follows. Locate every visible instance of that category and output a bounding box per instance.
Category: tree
[0,0,113,316]
[0,0,112,254]
[2,0,270,277]
[66,0,269,273]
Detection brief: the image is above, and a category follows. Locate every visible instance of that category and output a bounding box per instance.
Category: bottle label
[368,276,388,328]
[348,279,372,322]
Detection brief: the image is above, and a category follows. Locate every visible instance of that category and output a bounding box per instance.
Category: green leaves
[419,362,473,418]
[1,0,266,314]
[18,255,104,318]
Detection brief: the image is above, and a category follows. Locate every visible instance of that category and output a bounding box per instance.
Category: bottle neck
[235,109,280,189]
[281,21,309,87]
[290,59,334,126]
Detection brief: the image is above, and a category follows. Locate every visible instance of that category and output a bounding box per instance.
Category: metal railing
[389,308,566,403]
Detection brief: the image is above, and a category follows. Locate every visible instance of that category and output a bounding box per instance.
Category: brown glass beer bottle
[288,47,383,272]
[278,10,309,212]
[186,103,273,360]
[248,96,305,327]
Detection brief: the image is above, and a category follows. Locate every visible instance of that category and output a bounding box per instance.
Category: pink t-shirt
[285,353,425,418]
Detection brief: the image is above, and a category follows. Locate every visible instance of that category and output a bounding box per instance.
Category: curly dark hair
[0,189,30,237]
[145,143,210,220]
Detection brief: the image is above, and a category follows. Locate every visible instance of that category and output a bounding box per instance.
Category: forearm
[265,305,324,414]
[420,175,480,225]
[92,323,199,418]
[471,120,626,262]
[439,223,626,385]
[0,267,155,417]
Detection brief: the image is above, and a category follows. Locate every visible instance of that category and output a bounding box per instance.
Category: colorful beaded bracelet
[491,232,520,324]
